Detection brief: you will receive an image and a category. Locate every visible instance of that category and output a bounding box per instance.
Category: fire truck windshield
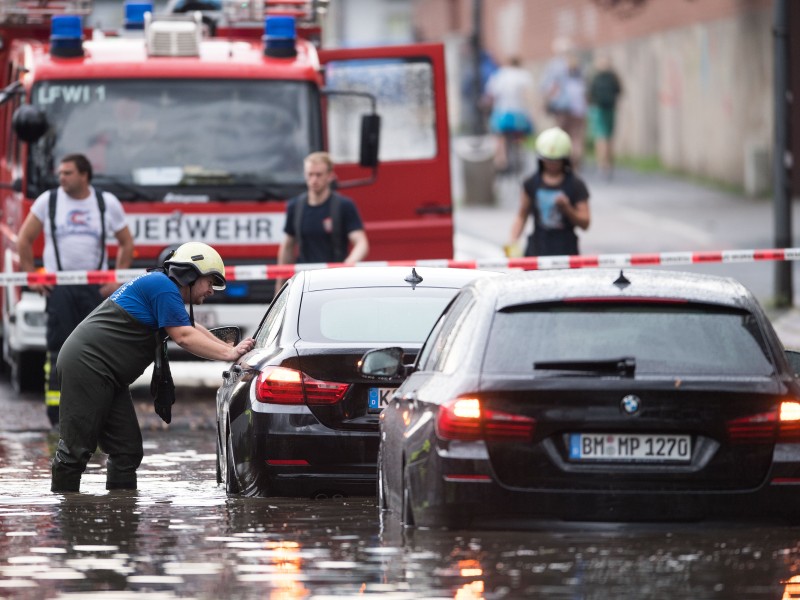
[26,79,319,200]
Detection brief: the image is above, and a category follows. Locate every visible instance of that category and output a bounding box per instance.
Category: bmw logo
[621,394,641,415]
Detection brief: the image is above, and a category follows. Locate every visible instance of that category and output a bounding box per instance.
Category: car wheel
[215,425,222,485]
[402,485,415,527]
[377,448,387,511]
[225,432,240,495]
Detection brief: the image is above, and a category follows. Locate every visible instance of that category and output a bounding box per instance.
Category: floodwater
[3,392,800,598]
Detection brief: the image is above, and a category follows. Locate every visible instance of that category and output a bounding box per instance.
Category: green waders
[51,300,158,493]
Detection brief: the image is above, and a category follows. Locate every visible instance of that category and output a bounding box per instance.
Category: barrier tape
[5,247,800,287]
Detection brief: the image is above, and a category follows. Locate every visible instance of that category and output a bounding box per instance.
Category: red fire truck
[0,0,454,391]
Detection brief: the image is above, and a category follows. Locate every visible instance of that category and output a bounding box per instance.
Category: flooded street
[2,388,800,598]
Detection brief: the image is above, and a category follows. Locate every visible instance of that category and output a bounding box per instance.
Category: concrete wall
[414,0,774,193]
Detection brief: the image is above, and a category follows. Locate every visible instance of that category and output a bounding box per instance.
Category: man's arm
[113,226,134,269]
[100,226,135,297]
[273,234,296,295]
[344,230,369,264]
[165,324,254,361]
[16,213,49,294]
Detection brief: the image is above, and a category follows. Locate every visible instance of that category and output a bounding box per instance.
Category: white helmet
[163,242,226,290]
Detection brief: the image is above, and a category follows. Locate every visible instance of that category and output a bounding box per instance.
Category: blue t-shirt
[110,271,191,329]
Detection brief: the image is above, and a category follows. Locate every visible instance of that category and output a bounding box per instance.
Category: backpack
[590,71,620,109]
[293,191,345,262]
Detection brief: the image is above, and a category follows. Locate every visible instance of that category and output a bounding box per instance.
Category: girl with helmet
[50,242,255,493]
[506,127,591,257]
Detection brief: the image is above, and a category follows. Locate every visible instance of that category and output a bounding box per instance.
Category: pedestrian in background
[17,153,134,429]
[506,127,590,257]
[588,54,623,179]
[50,242,255,493]
[541,41,588,170]
[483,56,535,173]
[274,152,369,293]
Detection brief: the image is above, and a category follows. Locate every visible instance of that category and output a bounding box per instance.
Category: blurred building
[413,0,793,196]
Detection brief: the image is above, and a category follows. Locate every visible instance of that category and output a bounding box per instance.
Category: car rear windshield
[299,288,457,343]
[483,303,775,376]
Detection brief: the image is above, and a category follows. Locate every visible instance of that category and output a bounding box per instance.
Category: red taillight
[255,367,349,405]
[436,397,535,442]
[726,410,777,443]
[726,401,800,444]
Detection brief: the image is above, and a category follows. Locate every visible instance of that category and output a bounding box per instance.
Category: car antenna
[405,267,423,290]
[613,270,631,290]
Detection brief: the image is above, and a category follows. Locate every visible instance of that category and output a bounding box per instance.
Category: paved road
[451,145,800,348]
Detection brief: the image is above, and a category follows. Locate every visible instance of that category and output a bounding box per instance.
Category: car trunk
[295,341,417,431]
[476,376,785,492]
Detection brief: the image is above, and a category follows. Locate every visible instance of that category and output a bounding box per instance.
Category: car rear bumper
[411,480,800,528]
[234,412,379,498]
[405,442,800,528]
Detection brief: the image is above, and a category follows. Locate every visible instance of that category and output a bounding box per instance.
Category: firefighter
[274,152,369,293]
[17,153,135,428]
[50,242,255,493]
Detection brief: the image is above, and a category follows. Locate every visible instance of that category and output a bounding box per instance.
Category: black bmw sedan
[362,269,800,528]
[216,266,500,498]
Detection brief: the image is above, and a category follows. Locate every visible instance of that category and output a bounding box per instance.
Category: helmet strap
[188,282,195,327]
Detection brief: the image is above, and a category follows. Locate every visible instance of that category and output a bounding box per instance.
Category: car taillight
[779,401,800,442]
[255,367,349,405]
[725,401,800,443]
[436,397,535,442]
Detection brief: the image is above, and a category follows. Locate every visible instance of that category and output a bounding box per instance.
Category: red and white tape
[4,247,800,287]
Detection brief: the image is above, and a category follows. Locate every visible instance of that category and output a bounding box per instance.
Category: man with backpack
[274,151,369,293]
[17,153,134,428]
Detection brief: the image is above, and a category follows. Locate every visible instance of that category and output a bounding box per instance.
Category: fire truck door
[319,43,453,261]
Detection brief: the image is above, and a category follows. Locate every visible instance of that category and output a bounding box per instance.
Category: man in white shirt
[17,154,135,428]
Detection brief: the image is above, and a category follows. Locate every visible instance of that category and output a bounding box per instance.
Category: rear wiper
[93,174,156,201]
[533,357,636,377]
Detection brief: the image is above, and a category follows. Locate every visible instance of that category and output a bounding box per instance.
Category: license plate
[569,433,691,462]
[368,387,397,412]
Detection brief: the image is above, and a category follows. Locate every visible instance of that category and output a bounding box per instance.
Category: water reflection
[1,429,800,598]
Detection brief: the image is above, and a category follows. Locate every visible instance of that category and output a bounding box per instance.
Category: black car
[216,266,500,498]
[362,269,800,528]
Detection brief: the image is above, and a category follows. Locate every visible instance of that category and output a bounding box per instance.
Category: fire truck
[0,0,454,391]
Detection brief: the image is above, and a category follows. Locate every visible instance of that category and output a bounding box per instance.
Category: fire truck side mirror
[12,105,49,144]
[359,114,380,168]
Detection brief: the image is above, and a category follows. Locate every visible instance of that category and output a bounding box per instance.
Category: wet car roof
[468,268,755,311]
[303,266,503,292]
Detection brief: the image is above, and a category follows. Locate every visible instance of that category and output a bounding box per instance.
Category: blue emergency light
[50,15,84,58]
[124,2,153,30]
[263,16,297,58]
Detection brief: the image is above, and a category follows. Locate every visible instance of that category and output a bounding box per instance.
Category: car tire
[215,425,222,485]
[402,485,415,527]
[225,432,240,495]
[377,448,387,511]
[401,459,415,527]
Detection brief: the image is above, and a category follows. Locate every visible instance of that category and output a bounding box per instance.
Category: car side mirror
[210,326,242,346]
[786,350,800,377]
[359,347,404,378]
